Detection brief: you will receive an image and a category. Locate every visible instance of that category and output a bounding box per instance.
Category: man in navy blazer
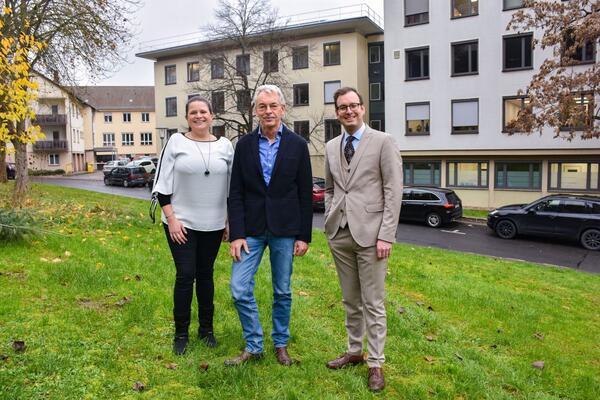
[225,84,313,367]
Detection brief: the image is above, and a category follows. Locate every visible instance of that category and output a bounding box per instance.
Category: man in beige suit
[324,87,403,392]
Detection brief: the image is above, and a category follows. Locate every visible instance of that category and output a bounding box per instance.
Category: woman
[153,96,233,355]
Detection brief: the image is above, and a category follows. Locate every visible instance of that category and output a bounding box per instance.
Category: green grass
[462,209,489,219]
[1,183,599,399]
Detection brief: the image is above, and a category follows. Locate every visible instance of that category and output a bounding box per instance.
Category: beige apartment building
[136,5,384,176]
[73,86,156,169]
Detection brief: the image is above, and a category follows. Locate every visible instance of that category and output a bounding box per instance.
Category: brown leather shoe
[326,353,365,369]
[368,367,385,392]
[275,346,293,366]
[223,350,263,366]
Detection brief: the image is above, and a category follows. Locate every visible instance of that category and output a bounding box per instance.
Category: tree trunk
[11,134,29,207]
[0,142,7,183]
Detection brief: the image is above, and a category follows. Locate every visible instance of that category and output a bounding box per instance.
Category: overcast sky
[91,0,384,86]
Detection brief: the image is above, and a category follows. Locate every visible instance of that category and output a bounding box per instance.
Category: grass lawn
[462,209,489,219]
[1,183,599,400]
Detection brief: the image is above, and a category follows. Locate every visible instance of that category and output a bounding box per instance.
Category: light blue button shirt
[258,124,283,186]
[342,123,366,152]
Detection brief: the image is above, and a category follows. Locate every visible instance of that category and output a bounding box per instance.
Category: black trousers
[163,225,224,335]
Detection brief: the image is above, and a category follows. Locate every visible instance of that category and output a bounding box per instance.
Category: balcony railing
[33,140,69,151]
[35,114,67,125]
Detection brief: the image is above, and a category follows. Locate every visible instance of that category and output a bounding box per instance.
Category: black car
[103,166,148,187]
[6,163,15,180]
[487,195,600,250]
[400,186,463,228]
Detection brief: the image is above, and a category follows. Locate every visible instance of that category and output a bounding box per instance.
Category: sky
[92,0,384,86]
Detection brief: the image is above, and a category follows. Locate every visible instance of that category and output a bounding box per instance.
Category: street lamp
[157,128,167,152]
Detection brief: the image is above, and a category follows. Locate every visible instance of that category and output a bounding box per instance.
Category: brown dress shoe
[224,350,263,366]
[275,346,293,366]
[368,367,385,392]
[326,353,365,369]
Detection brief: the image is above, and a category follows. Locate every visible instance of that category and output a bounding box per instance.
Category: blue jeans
[230,232,295,354]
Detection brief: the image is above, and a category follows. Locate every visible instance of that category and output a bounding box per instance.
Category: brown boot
[326,353,365,369]
[223,350,263,366]
[368,367,385,392]
[275,346,293,366]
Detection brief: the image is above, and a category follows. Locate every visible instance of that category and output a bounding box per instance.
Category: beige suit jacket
[324,126,403,247]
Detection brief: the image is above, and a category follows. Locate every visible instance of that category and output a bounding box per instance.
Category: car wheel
[103,178,109,186]
[123,180,129,188]
[580,229,600,251]
[425,212,442,228]
[495,219,517,239]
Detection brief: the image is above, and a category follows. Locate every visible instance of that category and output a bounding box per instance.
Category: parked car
[128,159,156,174]
[400,186,463,228]
[487,194,600,250]
[102,159,128,175]
[6,163,15,180]
[103,166,148,187]
[312,177,325,210]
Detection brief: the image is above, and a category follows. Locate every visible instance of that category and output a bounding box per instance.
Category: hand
[230,238,249,262]
[376,240,392,259]
[222,223,229,242]
[294,240,308,257]
[167,216,188,245]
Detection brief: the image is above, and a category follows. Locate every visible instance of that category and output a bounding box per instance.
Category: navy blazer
[228,125,313,243]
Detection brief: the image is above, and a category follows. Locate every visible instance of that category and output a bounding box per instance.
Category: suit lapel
[270,127,289,182]
[346,127,373,184]
[248,129,264,184]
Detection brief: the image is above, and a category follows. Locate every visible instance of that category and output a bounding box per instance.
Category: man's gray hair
[252,84,286,108]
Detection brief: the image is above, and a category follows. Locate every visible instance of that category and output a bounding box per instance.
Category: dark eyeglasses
[336,103,362,112]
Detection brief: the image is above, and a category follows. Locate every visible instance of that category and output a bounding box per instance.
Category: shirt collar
[258,123,284,139]
[343,123,366,143]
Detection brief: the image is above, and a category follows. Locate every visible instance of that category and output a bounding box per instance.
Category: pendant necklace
[193,140,211,177]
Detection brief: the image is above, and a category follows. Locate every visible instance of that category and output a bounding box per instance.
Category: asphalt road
[33,173,599,273]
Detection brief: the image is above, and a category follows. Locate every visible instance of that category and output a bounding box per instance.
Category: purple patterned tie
[344,135,355,164]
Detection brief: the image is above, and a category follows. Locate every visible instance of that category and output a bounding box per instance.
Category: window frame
[405,101,431,136]
[293,83,309,106]
[141,112,150,123]
[548,161,600,192]
[451,0,479,19]
[446,161,489,188]
[451,98,479,134]
[102,133,115,147]
[48,154,60,166]
[103,112,112,123]
[404,0,429,27]
[187,61,200,82]
[164,64,176,85]
[559,92,594,131]
[165,97,177,117]
[324,119,341,142]
[503,0,525,11]
[324,80,341,105]
[451,39,479,76]
[292,46,309,70]
[503,32,534,72]
[140,132,153,146]
[263,50,279,73]
[211,58,224,79]
[405,46,430,81]
[323,42,341,66]
[121,132,134,146]
[495,161,542,190]
[369,82,382,101]
[212,91,225,113]
[369,46,381,64]
[122,112,131,123]
[236,89,251,112]
[502,95,530,132]
[236,54,251,76]
[403,161,441,186]
[293,120,310,142]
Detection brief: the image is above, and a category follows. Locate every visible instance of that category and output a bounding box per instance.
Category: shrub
[28,169,65,176]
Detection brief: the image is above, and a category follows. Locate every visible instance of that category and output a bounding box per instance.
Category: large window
[369,46,381,63]
[293,84,309,106]
[102,133,115,147]
[561,93,594,130]
[406,47,429,80]
[166,97,177,117]
[562,29,596,64]
[236,90,251,112]
[292,46,308,69]
[324,80,341,104]
[503,33,533,71]
[323,42,341,66]
[404,161,440,186]
[212,91,225,113]
[495,162,541,189]
[503,96,531,132]
[187,62,199,82]
[325,119,341,142]
[211,58,224,79]
[550,162,600,191]
[447,161,488,187]
[121,132,134,146]
[141,112,150,123]
[451,99,478,134]
[48,154,59,166]
[405,102,430,135]
[294,120,310,142]
[263,50,278,73]
[122,112,131,123]
[503,0,525,10]
[452,0,478,18]
[236,54,250,76]
[404,0,429,26]
[140,132,153,146]
[452,40,478,76]
[104,112,112,123]
[165,65,176,85]
[370,83,382,101]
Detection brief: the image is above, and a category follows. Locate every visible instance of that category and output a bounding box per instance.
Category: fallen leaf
[52,258,62,263]
[454,353,463,361]
[12,341,26,352]
[397,306,406,315]
[533,332,544,340]
[298,290,309,296]
[532,361,545,369]
[64,251,71,257]
[132,381,145,391]
[39,257,48,262]
[116,297,132,307]
[165,363,177,370]
[124,276,131,281]
[425,335,436,342]
[424,356,435,363]
[199,362,209,372]
[416,301,425,306]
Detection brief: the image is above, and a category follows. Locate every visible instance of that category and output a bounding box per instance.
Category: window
[406,47,429,80]
[187,62,199,82]
[550,162,599,191]
[293,84,309,106]
[293,46,309,69]
[404,161,440,186]
[51,105,59,114]
[503,33,533,71]
[324,81,341,104]
[451,99,478,134]
[48,154,59,166]
[236,54,250,75]
[294,121,310,142]
[123,112,131,123]
[370,83,382,101]
[212,91,225,113]
[503,96,531,132]
[452,0,478,18]
[370,120,382,130]
[102,133,115,146]
[323,42,341,66]
[560,93,594,130]
[263,50,278,73]
[122,133,134,146]
[404,0,429,26]
[573,41,596,63]
[141,112,150,123]
[211,58,224,79]
[165,65,176,85]
[369,46,381,63]
[236,90,251,112]
[447,161,488,187]
[166,97,177,117]
[325,119,341,142]
[495,162,541,189]
[140,132,153,146]
[452,40,478,76]
[503,0,525,10]
[406,102,430,135]
[213,125,225,138]
[104,112,112,123]
[562,30,596,64]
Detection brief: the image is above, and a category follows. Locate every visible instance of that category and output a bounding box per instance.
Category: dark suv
[400,186,463,228]
[103,166,147,187]
[487,194,600,250]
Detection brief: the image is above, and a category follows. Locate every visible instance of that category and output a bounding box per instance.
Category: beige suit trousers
[328,226,388,368]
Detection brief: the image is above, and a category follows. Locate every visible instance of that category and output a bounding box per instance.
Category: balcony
[35,114,66,125]
[33,140,69,152]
